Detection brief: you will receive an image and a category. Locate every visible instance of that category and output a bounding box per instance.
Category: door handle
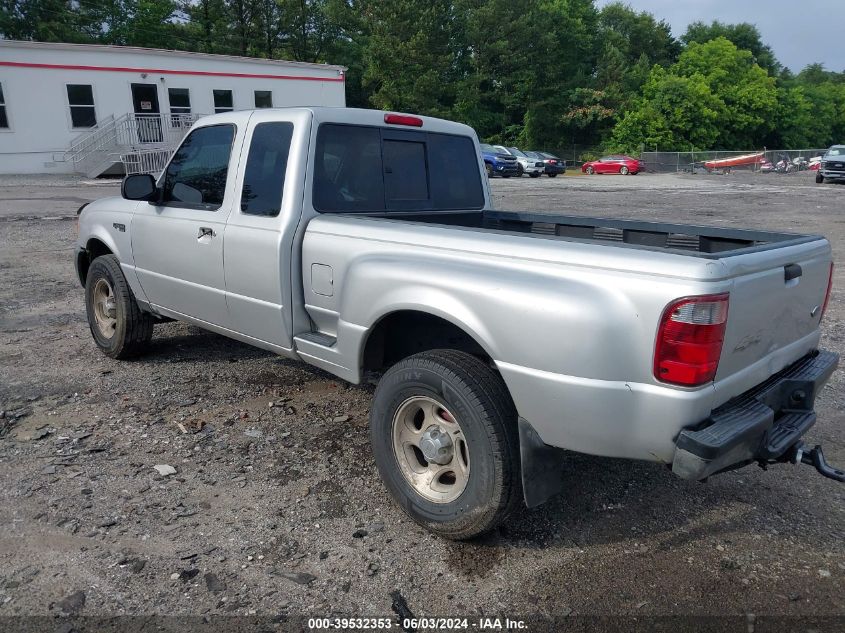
[198,227,215,239]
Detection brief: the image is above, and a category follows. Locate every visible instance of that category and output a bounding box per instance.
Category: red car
[581,155,643,175]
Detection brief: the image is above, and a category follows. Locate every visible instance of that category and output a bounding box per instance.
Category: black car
[527,151,565,177]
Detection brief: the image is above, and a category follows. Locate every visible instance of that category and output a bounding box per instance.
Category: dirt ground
[0,170,843,628]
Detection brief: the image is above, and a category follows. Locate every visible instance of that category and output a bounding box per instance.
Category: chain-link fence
[640,149,829,173]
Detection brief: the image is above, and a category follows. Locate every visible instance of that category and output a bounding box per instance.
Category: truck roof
[195,107,479,137]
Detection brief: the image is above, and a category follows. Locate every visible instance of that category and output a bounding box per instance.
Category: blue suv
[480,143,519,178]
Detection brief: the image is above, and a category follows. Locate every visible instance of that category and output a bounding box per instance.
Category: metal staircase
[65,112,201,177]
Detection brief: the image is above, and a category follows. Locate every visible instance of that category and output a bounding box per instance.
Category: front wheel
[517,164,524,177]
[547,173,557,178]
[529,172,540,178]
[620,165,629,175]
[85,255,154,359]
[816,173,824,184]
[485,163,493,178]
[369,350,521,540]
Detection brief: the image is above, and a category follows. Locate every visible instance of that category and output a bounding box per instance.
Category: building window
[213,89,233,114]
[66,84,96,128]
[0,83,7,129]
[168,88,191,115]
[254,90,273,109]
[241,122,294,216]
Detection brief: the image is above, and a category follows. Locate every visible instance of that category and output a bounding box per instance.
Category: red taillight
[821,262,834,320]
[384,113,423,127]
[654,293,730,387]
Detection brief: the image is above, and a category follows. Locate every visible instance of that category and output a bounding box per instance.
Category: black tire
[85,254,154,359]
[485,163,493,178]
[370,350,521,540]
[501,174,511,178]
[517,164,524,177]
[816,173,824,184]
[547,173,557,178]
[529,172,540,178]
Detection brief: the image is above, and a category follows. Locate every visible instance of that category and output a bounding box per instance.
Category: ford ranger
[75,108,843,540]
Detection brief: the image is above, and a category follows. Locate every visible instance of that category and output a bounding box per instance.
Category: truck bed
[364,209,822,258]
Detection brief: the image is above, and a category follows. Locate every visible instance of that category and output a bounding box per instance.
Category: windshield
[480,143,496,153]
[508,147,527,158]
[827,147,845,157]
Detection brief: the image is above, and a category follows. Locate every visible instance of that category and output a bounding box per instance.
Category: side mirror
[122,174,158,201]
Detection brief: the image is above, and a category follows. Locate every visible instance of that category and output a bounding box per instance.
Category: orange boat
[703,152,765,169]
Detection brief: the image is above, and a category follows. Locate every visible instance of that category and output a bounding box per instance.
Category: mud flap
[518,417,567,508]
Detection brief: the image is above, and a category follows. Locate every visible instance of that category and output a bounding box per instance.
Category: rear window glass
[313,124,484,213]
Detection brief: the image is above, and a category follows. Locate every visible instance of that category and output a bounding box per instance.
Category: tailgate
[716,243,833,381]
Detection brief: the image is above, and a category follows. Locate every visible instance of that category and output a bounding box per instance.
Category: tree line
[2,0,844,156]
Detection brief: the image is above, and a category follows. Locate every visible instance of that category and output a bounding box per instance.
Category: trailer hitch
[782,442,845,482]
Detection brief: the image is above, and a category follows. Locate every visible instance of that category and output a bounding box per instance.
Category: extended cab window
[162,124,235,210]
[241,122,294,216]
[313,124,484,213]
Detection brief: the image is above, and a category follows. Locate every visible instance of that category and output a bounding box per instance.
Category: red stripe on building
[0,60,345,82]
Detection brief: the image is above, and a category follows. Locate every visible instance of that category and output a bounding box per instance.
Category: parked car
[582,154,643,175]
[76,107,841,540]
[527,151,566,177]
[817,145,845,183]
[492,146,544,177]
[479,143,519,178]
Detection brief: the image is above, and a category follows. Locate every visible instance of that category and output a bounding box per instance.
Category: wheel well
[362,311,491,373]
[77,238,113,286]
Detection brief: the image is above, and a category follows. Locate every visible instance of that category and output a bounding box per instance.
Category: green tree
[612,38,778,151]
[681,20,781,75]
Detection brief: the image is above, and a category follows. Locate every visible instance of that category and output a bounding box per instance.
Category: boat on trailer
[703,152,765,170]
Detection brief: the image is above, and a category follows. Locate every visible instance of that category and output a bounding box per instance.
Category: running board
[295,331,337,348]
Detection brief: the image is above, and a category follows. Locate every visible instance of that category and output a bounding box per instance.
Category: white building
[0,40,346,176]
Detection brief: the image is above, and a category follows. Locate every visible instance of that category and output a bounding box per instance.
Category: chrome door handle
[198,227,215,239]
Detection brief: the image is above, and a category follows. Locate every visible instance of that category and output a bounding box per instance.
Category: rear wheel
[529,172,540,178]
[370,350,521,540]
[620,165,629,175]
[586,166,594,175]
[85,255,153,359]
[547,173,557,178]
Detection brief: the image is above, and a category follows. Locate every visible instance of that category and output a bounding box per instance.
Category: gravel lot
[0,171,843,627]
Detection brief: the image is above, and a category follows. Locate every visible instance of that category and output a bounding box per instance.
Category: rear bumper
[672,350,839,480]
[544,164,565,174]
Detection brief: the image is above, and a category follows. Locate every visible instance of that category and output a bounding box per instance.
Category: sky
[596,0,845,73]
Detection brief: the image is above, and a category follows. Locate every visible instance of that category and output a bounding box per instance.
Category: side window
[254,91,273,108]
[66,84,96,128]
[0,83,7,129]
[313,124,385,212]
[162,125,235,209]
[383,140,428,202]
[213,89,233,113]
[240,122,294,217]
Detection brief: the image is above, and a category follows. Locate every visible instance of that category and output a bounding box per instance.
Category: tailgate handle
[784,264,802,282]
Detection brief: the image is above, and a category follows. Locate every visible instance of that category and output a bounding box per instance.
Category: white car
[494,145,545,177]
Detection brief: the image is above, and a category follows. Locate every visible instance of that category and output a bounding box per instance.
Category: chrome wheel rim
[92,278,117,339]
[391,396,470,504]
[620,166,629,175]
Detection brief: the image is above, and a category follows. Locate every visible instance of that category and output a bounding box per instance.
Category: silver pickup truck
[75,107,843,539]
